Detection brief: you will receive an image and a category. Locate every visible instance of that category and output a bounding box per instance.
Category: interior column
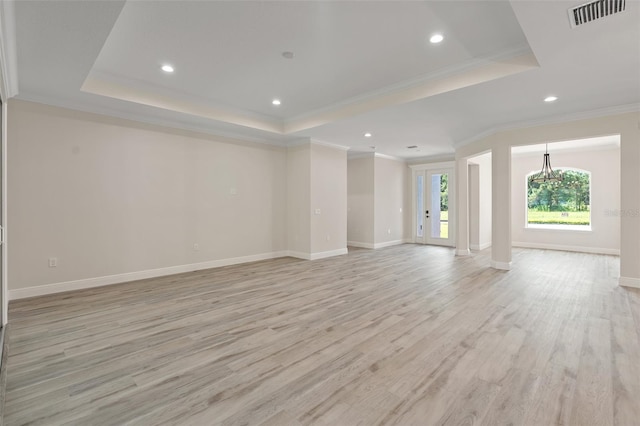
[491,144,511,270]
[455,157,470,256]
[619,122,640,287]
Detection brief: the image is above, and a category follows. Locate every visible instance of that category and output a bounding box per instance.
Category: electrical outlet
[314,208,321,215]
[48,257,57,268]
[387,229,391,235]
[193,243,200,251]
[326,235,331,241]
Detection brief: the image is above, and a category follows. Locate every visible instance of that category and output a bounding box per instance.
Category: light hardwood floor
[3,245,640,425]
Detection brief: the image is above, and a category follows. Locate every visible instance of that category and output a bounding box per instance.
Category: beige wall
[469,164,480,248]
[468,153,492,250]
[511,147,620,254]
[374,156,406,245]
[286,141,348,258]
[286,144,311,255]
[347,154,409,248]
[478,156,492,247]
[8,100,288,292]
[403,164,412,241]
[310,143,347,254]
[347,157,374,246]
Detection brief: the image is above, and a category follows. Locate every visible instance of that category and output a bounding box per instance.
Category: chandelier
[529,144,563,183]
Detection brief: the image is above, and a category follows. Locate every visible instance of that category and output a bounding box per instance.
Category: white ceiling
[11,0,640,159]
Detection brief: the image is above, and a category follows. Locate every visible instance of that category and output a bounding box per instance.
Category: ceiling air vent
[407,145,418,149]
[569,0,626,27]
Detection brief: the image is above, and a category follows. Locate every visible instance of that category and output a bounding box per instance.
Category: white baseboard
[286,251,311,260]
[286,248,348,260]
[348,240,406,249]
[619,276,640,289]
[470,242,492,251]
[9,251,289,300]
[309,248,348,260]
[491,260,512,270]
[347,241,374,249]
[373,240,405,249]
[455,249,471,256]
[512,241,619,255]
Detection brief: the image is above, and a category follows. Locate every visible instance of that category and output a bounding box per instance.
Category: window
[526,168,591,229]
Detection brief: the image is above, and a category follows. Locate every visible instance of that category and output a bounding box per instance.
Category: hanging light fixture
[529,144,563,183]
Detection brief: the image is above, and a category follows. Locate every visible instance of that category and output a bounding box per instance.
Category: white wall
[468,153,492,250]
[511,147,620,254]
[347,154,408,248]
[347,157,374,246]
[286,144,311,255]
[310,143,347,255]
[8,100,288,294]
[469,164,480,249]
[403,163,412,241]
[286,141,348,259]
[373,156,406,245]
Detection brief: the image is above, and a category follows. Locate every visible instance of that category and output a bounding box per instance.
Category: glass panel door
[414,167,454,247]
[425,169,454,246]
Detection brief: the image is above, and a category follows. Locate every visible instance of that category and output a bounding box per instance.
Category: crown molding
[310,138,350,151]
[15,94,288,148]
[0,0,19,100]
[409,160,455,171]
[283,50,539,134]
[82,74,284,135]
[284,45,534,128]
[347,152,375,160]
[511,140,620,157]
[374,152,406,162]
[453,128,498,150]
[454,103,640,150]
[286,138,351,152]
[347,152,410,162]
[407,153,455,165]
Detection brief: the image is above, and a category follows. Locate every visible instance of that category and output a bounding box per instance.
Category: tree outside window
[527,169,591,227]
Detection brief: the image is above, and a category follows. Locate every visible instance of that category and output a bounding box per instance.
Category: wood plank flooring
[3,245,640,425]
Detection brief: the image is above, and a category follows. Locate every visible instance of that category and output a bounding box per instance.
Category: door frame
[1,98,6,326]
[410,161,456,247]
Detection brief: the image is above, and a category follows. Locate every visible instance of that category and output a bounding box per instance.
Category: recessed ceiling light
[272,99,281,106]
[364,132,372,138]
[430,34,444,44]
[161,64,174,73]
[544,95,558,102]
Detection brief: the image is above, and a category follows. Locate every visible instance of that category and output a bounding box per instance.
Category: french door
[414,167,454,247]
